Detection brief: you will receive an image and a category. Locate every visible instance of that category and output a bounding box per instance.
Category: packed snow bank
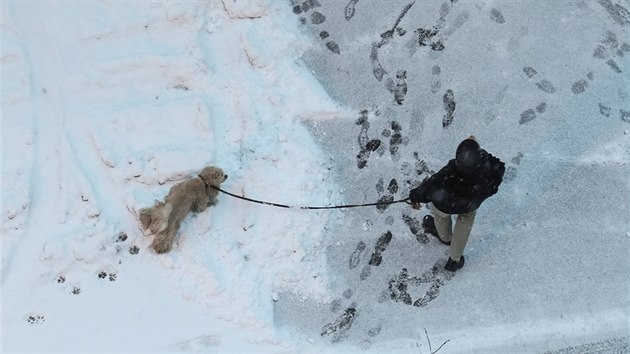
[2,0,348,351]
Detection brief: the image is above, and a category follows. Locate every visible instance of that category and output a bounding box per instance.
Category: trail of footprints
[291,0,340,55]
[28,231,141,324]
[591,30,629,123]
[521,29,629,125]
[323,223,456,342]
[388,265,454,307]
[355,110,413,169]
[321,103,480,342]
[519,66,554,125]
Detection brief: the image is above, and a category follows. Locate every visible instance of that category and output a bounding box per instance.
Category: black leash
[210,185,411,210]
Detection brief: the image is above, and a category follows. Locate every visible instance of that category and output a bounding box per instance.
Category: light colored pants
[432,205,477,262]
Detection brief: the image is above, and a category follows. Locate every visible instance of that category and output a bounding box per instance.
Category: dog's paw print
[72,287,82,295]
[343,288,354,299]
[57,275,66,284]
[115,232,128,242]
[129,245,140,255]
[99,271,118,282]
[27,314,46,324]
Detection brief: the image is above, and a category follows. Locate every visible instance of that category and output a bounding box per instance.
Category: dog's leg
[151,205,184,254]
[151,218,182,254]
[192,196,210,213]
[139,208,152,230]
[141,202,172,236]
[151,231,172,254]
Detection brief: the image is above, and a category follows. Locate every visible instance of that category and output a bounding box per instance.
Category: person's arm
[409,161,456,204]
[478,152,505,199]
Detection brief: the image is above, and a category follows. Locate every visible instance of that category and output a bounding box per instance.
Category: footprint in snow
[344,0,359,21]
[321,305,357,342]
[489,8,505,24]
[355,110,381,169]
[349,241,366,269]
[361,231,393,280]
[387,264,455,308]
[402,214,429,243]
[26,314,46,324]
[431,65,442,94]
[519,102,547,125]
[385,70,408,105]
[292,0,340,55]
[442,89,456,128]
[522,66,557,94]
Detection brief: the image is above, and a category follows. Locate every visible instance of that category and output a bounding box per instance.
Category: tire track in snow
[2,3,73,286]
[3,4,134,287]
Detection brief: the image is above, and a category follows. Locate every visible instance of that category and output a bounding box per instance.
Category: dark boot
[444,256,465,272]
[422,215,451,246]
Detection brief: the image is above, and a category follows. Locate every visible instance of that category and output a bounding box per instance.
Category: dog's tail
[139,200,172,235]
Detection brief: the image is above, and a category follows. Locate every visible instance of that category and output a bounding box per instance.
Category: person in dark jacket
[409,136,505,272]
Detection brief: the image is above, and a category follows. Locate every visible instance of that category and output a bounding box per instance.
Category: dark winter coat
[409,139,505,214]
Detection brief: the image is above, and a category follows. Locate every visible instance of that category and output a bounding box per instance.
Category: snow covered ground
[2,0,629,353]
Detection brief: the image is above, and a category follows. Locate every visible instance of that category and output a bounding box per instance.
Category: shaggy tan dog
[139,166,228,254]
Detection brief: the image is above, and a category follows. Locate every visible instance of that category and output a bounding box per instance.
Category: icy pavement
[1,0,629,353]
[274,0,630,352]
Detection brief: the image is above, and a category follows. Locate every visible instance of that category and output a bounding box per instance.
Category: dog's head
[199,166,228,188]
